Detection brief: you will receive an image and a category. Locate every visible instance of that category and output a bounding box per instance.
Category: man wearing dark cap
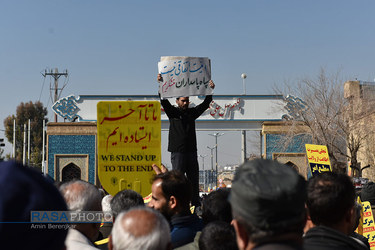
[0,161,68,250]
[229,159,307,250]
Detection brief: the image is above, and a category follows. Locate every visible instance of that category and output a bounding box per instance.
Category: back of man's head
[307,172,355,228]
[110,207,171,250]
[202,188,232,225]
[102,194,113,214]
[59,179,102,212]
[199,221,238,250]
[360,181,375,207]
[59,179,102,243]
[153,170,192,210]
[0,161,68,250]
[229,159,306,246]
[111,189,144,220]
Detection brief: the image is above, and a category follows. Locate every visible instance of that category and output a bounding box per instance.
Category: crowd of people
[0,158,374,249]
[0,72,373,249]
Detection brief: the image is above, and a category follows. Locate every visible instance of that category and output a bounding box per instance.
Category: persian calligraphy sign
[158,56,212,98]
[356,197,364,235]
[305,144,332,176]
[97,101,161,197]
[361,201,375,249]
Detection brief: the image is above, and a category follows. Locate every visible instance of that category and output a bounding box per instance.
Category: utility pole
[260,130,263,159]
[23,124,26,166]
[28,119,30,166]
[208,132,224,189]
[42,68,68,122]
[12,119,16,159]
[42,120,46,174]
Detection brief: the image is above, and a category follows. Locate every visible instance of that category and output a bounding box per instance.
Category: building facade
[262,121,312,178]
[47,122,97,184]
[46,94,287,187]
[344,80,375,180]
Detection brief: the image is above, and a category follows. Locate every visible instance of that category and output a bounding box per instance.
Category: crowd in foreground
[0,158,373,250]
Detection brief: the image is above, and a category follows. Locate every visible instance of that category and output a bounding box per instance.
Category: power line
[42,68,68,122]
[38,72,46,102]
[58,73,70,100]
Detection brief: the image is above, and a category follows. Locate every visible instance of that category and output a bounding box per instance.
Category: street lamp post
[199,154,207,191]
[241,73,247,162]
[208,132,224,189]
[241,73,247,95]
[207,146,215,189]
[242,130,247,163]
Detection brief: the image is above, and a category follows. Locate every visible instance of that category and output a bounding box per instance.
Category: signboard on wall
[53,94,285,127]
[97,101,161,197]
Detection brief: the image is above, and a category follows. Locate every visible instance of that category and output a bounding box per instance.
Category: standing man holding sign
[157,73,215,209]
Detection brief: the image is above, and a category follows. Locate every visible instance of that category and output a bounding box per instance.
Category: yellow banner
[97,101,161,197]
[305,144,332,176]
[362,201,375,249]
[357,197,363,235]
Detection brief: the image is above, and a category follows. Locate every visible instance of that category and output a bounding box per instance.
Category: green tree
[3,101,48,169]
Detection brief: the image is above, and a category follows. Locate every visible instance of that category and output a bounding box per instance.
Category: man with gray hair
[96,194,113,249]
[60,180,103,250]
[108,206,171,250]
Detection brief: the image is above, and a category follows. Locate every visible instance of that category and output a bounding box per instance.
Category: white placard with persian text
[158,56,212,98]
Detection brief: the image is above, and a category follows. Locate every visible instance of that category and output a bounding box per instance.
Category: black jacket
[170,213,203,249]
[304,226,369,250]
[254,242,303,250]
[161,95,212,152]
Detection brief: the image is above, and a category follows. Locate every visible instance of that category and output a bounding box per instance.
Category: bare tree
[275,68,370,175]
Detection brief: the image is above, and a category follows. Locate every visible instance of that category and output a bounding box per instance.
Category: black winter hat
[361,181,375,206]
[229,159,307,231]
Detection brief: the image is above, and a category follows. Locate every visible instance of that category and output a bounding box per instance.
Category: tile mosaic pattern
[265,134,312,159]
[48,135,96,183]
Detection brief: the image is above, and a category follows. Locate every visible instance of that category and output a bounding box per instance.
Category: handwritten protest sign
[305,144,332,176]
[97,101,161,197]
[158,56,212,98]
